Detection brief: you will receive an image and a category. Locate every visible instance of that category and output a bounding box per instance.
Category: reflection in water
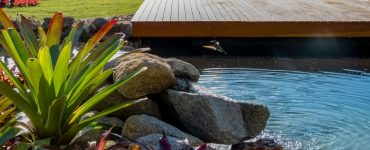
[199,68,370,150]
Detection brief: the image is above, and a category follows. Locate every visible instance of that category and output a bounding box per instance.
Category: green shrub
[0,9,146,146]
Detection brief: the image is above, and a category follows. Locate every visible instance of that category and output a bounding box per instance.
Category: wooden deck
[131,0,370,37]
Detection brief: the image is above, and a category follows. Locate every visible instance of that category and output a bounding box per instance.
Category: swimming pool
[199,68,370,150]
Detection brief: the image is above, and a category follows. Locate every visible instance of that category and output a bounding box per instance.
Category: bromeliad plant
[0,65,22,127]
[0,8,146,146]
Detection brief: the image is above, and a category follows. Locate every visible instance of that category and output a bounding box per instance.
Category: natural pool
[199,68,370,150]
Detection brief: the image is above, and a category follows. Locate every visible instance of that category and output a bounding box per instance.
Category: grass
[3,0,143,21]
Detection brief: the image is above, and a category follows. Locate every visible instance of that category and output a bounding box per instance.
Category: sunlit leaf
[0,8,14,29]
[53,43,71,96]
[27,59,43,98]
[38,47,54,84]
[46,12,63,48]
[38,27,47,47]
[7,28,29,63]
[1,29,31,79]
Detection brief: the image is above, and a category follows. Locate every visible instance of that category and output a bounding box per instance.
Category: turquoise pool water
[199,68,370,150]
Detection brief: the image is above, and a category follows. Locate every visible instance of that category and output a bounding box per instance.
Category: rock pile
[75,52,275,149]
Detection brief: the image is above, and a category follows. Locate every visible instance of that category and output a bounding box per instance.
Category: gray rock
[73,111,123,149]
[122,115,203,146]
[204,143,232,150]
[92,18,108,30]
[42,16,75,38]
[158,89,269,144]
[93,85,161,120]
[231,138,283,150]
[80,20,95,42]
[41,17,51,31]
[71,130,106,148]
[239,103,271,138]
[105,48,152,71]
[71,130,119,149]
[113,52,176,99]
[165,58,200,82]
[102,97,161,121]
[63,16,75,28]
[121,45,135,51]
[81,111,124,127]
[171,78,189,91]
[136,134,193,150]
[112,21,133,37]
[188,81,212,94]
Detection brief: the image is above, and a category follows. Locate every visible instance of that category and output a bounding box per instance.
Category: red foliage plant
[0,0,39,7]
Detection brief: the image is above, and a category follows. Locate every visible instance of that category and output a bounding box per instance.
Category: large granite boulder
[157,89,270,144]
[165,58,200,82]
[122,115,203,147]
[112,53,176,98]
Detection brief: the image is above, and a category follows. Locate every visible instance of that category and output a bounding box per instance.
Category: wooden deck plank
[132,0,370,37]
[214,0,241,21]
[209,0,233,21]
[163,0,172,21]
[184,0,194,21]
[131,0,151,21]
[194,0,209,21]
[131,0,150,21]
[189,0,202,21]
[226,0,251,21]
[199,0,216,20]
[230,0,258,21]
[154,0,167,21]
[178,0,186,21]
[138,0,156,21]
[170,0,179,21]
[205,0,225,21]
[147,0,163,21]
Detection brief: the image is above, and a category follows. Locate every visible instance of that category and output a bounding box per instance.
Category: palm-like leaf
[0,8,146,146]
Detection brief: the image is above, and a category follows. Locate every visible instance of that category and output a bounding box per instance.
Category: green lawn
[3,0,143,21]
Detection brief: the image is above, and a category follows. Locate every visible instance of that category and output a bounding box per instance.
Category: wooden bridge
[131,0,370,37]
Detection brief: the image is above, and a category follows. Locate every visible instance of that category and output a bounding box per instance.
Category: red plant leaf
[10,65,16,73]
[86,19,117,50]
[0,8,15,29]
[197,144,207,150]
[97,125,115,150]
[46,12,63,47]
[159,131,172,150]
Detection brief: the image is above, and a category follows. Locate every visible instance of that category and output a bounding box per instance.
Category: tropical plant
[0,64,25,129]
[0,8,146,146]
[0,96,15,126]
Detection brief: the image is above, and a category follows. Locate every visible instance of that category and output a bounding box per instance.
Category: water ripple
[199,68,370,150]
